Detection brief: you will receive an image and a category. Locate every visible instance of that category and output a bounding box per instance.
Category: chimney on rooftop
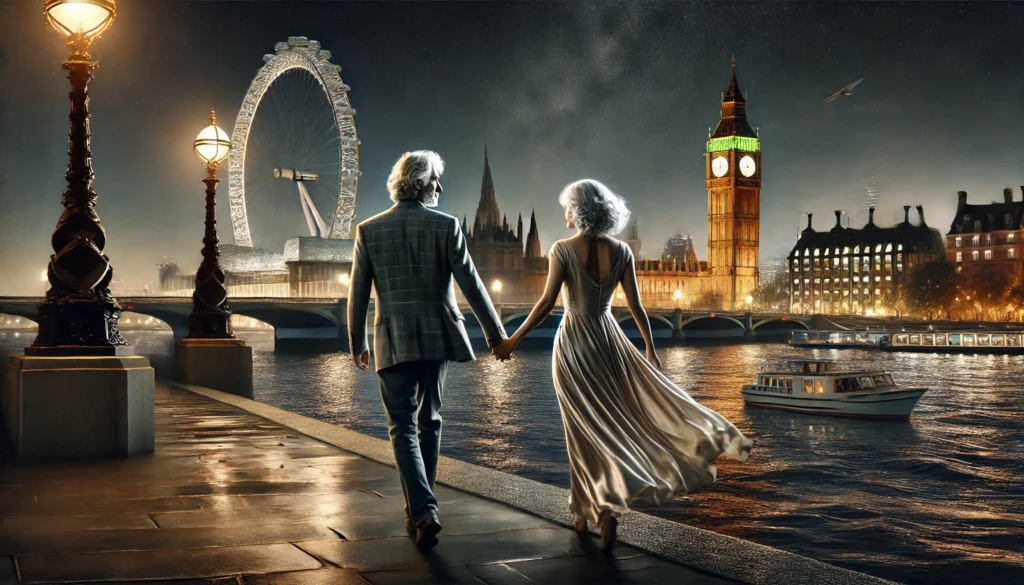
[916,205,926,226]
[1005,188,1014,204]
[903,205,911,224]
[867,207,876,226]
[806,212,813,231]
[957,191,968,209]
[834,210,843,227]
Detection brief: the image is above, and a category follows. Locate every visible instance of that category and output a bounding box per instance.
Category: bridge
[0,297,819,351]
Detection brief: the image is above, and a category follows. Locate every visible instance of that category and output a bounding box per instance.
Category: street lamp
[745,294,754,310]
[673,289,682,308]
[30,0,127,354]
[187,110,234,338]
[338,273,350,286]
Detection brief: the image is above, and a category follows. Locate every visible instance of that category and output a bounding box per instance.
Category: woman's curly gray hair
[386,150,445,204]
[558,179,631,237]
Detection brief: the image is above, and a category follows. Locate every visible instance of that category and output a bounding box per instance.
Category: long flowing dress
[550,238,753,526]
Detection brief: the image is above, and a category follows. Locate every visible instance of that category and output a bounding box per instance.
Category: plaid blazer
[348,199,507,371]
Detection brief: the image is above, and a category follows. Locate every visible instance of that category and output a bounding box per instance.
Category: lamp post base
[177,337,253,398]
[3,355,155,458]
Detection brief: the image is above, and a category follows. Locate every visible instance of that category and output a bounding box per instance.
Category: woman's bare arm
[493,245,565,358]
[620,250,660,365]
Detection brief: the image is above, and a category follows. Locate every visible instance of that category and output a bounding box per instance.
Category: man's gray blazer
[348,199,507,371]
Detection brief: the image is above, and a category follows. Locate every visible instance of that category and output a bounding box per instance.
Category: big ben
[706,56,760,310]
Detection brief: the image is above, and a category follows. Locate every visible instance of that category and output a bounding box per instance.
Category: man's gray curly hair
[558,179,631,237]
[386,150,445,204]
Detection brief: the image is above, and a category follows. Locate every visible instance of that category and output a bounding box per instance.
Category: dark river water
[1,328,1021,584]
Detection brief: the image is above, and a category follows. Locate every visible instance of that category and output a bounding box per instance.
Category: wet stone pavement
[0,384,736,585]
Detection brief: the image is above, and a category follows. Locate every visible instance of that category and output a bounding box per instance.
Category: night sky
[1,1,1022,294]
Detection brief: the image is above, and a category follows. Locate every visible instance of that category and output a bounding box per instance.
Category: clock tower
[705,56,761,309]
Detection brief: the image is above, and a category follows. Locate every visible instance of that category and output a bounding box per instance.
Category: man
[348,150,506,551]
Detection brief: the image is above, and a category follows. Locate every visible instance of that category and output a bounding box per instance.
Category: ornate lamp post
[177,111,252,398]
[188,111,234,337]
[30,0,126,355]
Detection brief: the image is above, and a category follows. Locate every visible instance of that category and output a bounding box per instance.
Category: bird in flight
[825,78,865,103]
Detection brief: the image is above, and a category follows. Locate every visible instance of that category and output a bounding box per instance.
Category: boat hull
[742,387,926,420]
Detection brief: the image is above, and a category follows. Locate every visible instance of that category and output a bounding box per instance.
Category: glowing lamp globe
[44,0,115,40]
[193,110,231,168]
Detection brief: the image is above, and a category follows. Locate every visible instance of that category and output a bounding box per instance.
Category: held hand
[353,350,370,371]
[493,338,517,361]
[646,347,662,369]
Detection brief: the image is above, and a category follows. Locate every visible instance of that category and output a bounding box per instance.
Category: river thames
[1,329,1020,584]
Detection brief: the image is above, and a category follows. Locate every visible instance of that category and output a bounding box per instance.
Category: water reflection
[2,331,1020,584]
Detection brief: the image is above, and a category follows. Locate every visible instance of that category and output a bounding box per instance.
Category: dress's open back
[549,238,752,525]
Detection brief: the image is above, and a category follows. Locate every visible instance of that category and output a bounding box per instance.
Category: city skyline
[1,1,1022,293]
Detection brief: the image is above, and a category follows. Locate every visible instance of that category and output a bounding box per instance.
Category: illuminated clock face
[739,155,756,177]
[711,156,728,178]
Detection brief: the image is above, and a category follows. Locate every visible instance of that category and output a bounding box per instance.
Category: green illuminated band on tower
[706,136,760,153]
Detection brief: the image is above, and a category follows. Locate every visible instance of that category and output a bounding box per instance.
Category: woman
[493,179,752,552]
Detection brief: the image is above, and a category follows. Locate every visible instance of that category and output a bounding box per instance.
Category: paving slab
[0,383,881,585]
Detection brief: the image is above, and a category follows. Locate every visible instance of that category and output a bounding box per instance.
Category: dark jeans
[377,360,447,526]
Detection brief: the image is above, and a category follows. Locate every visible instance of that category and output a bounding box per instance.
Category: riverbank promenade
[0,384,893,585]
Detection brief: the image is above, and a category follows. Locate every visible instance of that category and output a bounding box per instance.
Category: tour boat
[790,329,888,348]
[883,331,1024,355]
[742,360,926,420]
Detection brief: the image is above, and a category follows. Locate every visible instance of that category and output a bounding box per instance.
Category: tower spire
[475,141,501,230]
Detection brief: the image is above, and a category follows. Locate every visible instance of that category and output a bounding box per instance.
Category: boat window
[895,334,908,344]
[935,334,946,345]
[784,377,793,392]
[963,334,976,346]
[884,375,895,386]
[1007,335,1020,347]
[909,334,921,344]
[992,335,1004,346]
[978,335,989,346]
[949,334,961,345]
[859,376,875,389]
[835,377,863,393]
[872,374,888,387]
[814,379,825,394]
[923,334,934,346]
[804,379,813,394]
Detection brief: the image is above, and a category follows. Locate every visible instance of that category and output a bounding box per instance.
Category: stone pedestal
[3,355,155,458]
[177,338,253,398]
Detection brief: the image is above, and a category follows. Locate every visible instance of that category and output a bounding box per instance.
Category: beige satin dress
[549,238,753,526]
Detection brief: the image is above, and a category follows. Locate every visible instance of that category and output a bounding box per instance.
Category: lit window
[885,244,893,252]
[986,235,993,245]
[956,252,963,263]
[985,250,992,260]
[1009,249,1017,260]
[973,251,980,261]
[973,235,980,246]
[1010,234,1017,243]
[814,248,820,256]
[955,237,962,248]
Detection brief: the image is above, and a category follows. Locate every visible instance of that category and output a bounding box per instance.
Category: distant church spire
[525,209,542,258]
[475,142,501,231]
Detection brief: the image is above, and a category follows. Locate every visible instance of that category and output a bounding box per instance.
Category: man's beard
[419,183,439,207]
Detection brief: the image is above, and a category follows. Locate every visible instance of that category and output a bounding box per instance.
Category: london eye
[227,37,360,250]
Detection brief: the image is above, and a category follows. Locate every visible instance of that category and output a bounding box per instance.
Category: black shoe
[405,516,415,535]
[415,516,442,551]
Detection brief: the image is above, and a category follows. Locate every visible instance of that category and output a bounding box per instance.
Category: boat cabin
[752,360,896,396]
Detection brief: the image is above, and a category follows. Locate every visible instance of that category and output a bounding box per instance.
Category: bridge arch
[678,314,746,339]
[752,317,809,331]
[617,313,674,339]
[0,312,39,325]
